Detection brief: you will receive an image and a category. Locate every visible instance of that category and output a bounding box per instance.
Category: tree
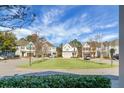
[26,34,38,42]
[69,39,82,57]
[57,43,63,57]
[0,32,17,52]
[94,33,103,58]
[69,39,82,47]
[110,48,115,66]
[87,40,98,58]
[35,37,46,57]
[25,34,48,57]
[42,44,49,57]
[0,5,35,31]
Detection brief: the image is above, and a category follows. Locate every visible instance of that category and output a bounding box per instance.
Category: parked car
[113,54,119,60]
[14,55,20,59]
[0,56,7,60]
[84,54,91,60]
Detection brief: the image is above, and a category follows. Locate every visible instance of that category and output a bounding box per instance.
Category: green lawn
[20,58,115,69]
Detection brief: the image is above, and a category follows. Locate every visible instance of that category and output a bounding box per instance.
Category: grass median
[19,58,116,69]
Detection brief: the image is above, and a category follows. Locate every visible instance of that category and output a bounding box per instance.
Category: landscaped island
[0,75,111,88]
[20,58,115,69]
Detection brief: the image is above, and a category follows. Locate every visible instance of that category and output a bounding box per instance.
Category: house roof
[82,39,119,48]
[109,39,119,46]
[42,41,54,47]
[64,43,77,48]
[82,42,98,48]
[63,43,78,52]
[16,39,29,46]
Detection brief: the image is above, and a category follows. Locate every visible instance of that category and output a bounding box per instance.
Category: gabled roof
[63,43,78,52]
[65,43,78,49]
[82,41,102,48]
[109,39,119,46]
[82,39,119,49]
[82,42,90,48]
[63,43,73,48]
[42,41,54,47]
[16,39,29,46]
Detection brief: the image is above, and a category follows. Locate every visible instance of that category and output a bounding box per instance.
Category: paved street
[0,58,119,88]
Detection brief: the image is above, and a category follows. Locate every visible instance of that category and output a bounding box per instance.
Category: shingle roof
[42,41,54,47]
[109,39,119,46]
[16,39,29,46]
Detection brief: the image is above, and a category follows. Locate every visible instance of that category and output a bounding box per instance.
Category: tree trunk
[111,58,113,67]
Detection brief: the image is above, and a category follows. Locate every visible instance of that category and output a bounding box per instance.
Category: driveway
[0,57,41,76]
[91,58,119,65]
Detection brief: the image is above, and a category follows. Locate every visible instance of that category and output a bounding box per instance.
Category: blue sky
[12,5,119,46]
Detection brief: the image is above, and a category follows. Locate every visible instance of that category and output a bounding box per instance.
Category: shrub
[0,75,111,88]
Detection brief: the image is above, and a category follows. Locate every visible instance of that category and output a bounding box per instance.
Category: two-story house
[109,39,119,55]
[15,39,36,57]
[82,40,119,59]
[62,43,78,58]
[42,41,57,57]
[82,42,91,58]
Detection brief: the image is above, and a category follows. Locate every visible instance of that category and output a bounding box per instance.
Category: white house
[49,47,57,57]
[15,40,36,57]
[62,43,78,58]
[95,42,110,58]
[109,39,119,55]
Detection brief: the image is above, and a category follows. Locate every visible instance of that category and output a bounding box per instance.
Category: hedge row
[0,75,111,88]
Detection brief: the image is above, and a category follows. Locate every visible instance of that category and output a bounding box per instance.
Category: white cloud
[80,27,92,33]
[9,7,117,45]
[42,8,65,26]
[26,12,92,45]
[95,21,118,29]
[79,33,119,43]
[13,28,34,39]
[0,26,11,31]
[102,33,118,41]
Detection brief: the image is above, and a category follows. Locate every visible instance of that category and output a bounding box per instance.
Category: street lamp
[28,42,33,66]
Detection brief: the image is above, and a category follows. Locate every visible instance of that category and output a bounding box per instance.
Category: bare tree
[94,32,103,58]
[25,32,46,58]
[0,5,35,31]
[42,43,49,57]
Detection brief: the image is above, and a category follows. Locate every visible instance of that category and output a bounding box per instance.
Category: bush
[0,75,111,88]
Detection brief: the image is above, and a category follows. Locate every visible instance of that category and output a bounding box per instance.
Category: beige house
[82,39,119,59]
[82,42,91,58]
[15,40,36,57]
[16,39,57,58]
[62,43,78,58]
[42,41,57,57]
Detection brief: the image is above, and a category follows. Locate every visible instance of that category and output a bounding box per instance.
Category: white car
[0,56,7,60]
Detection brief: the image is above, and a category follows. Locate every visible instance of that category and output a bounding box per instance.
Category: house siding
[62,43,78,58]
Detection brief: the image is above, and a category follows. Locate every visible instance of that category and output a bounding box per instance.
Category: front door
[22,52,25,57]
